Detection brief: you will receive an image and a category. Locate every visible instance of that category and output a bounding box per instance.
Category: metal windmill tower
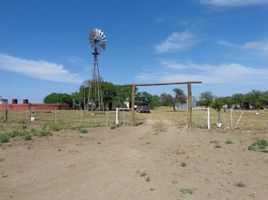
[88,28,107,111]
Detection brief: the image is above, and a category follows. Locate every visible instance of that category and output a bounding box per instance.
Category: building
[0,96,8,104]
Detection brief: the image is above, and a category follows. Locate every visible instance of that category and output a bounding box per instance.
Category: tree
[173,88,187,103]
[197,91,214,107]
[160,93,174,106]
[136,91,161,108]
[211,97,225,124]
[44,93,73,105]
[231,93,245,105]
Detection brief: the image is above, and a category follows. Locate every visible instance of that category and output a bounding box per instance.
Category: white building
[0,96,8,104]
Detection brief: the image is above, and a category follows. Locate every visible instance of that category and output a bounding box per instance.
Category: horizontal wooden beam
[124,81,202,87]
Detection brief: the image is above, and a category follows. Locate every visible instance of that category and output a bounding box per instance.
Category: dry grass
[1,108,268,134]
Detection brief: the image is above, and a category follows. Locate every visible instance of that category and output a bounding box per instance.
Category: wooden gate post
[187,83,192,128]
[131,84,136,126]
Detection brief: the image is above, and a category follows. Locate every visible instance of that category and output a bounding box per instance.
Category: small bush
[180,188,194,195]
[214,144,221,148]
[181,162,187,167]
[210,140,220,144]
[248,139,268,153]
[7,129,20,138]
[79,128,88,133]
[234,181,246,187]
[49,123,61,131]
[225,139,234,144]
[21,125,28,129]
[24,133,32,140]
[0,134,9,143]
[31,129,52,137]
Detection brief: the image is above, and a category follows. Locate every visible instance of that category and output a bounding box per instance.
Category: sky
[0,0,268,103]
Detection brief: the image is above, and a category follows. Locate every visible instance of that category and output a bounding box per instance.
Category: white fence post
[230,108,233,129]
[115,108,119,125]
[207,107,211,130]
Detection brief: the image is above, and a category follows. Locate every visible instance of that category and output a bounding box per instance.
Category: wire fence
[0,108,267,132]
[0,109,139,131]
[192,108,268,132]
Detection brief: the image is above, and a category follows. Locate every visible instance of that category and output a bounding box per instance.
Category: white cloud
[201,0,268,7]
[243,41,268,52]
[0,54,83,84]
[155,31,197,54]
[217,40,240,48]
[136,61,268,85]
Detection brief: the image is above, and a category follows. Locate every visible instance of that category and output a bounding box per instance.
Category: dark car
[136,102,150,113]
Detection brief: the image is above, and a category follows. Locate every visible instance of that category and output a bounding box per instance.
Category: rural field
[1,108,268,200]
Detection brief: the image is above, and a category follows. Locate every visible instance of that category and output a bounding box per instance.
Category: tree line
[43,81,268,110]
[198,90,268,110]
[43,81,187,109]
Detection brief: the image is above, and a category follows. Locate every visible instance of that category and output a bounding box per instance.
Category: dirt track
[1,117,268,200]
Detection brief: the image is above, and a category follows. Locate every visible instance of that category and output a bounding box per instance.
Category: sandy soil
[1,116,268,200]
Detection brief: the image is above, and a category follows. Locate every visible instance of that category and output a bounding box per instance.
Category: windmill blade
[89,28,107,52]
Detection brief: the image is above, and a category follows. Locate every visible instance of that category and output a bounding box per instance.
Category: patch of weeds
[181,162,187,167]
[110,123,119,129]
[152,121,167,133]
[79,128,88,133]
[0,134,9,143]
[248,139,268,153]
[31,129,52,137]
[234,181,246,187]
[210,140,220,144]
[75,125,88,133]
[23,133,32,140]
[180,188,194,195]
[7,129,20,138]
[225,139,234,144]
[21,124,28,129]
[214,144,221,148]
[19,119,27,124]
[48,123,61,131]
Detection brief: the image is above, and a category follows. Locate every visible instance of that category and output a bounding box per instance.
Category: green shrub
[248,139,268,153]
[49,123,61,131]
[180,188,194,195]
[234,181,246,187]
[210,140,220,144]
[225,139,234,144]
[0,134,9,143]
[31,129,52,137]
[21,124,28,129]
[181,162,187,167]
[24,133,32,140]
[79,128,88,133]
[7,129,20,138]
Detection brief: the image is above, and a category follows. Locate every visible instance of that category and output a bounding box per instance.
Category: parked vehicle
[136,102,150,113]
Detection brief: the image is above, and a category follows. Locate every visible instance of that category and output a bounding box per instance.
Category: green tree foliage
[44,93,72,104]
[197,91,214,107]
[231,93,245,105]
[136,91,161,108]
[173,88,187,103]
[160,93,174,106]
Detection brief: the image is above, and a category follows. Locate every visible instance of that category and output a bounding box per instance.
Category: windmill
[88,28,107,111]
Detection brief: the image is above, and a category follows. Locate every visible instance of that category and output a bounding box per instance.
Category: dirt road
[1,117,268,200]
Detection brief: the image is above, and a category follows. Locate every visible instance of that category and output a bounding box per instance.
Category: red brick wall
[0,103,71,110]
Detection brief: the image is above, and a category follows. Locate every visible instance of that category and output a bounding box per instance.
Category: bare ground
[1,116,268,200]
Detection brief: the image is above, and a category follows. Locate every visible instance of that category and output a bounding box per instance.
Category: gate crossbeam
[124,81,202,128]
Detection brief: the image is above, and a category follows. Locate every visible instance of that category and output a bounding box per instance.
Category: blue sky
[0,0,268,103]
